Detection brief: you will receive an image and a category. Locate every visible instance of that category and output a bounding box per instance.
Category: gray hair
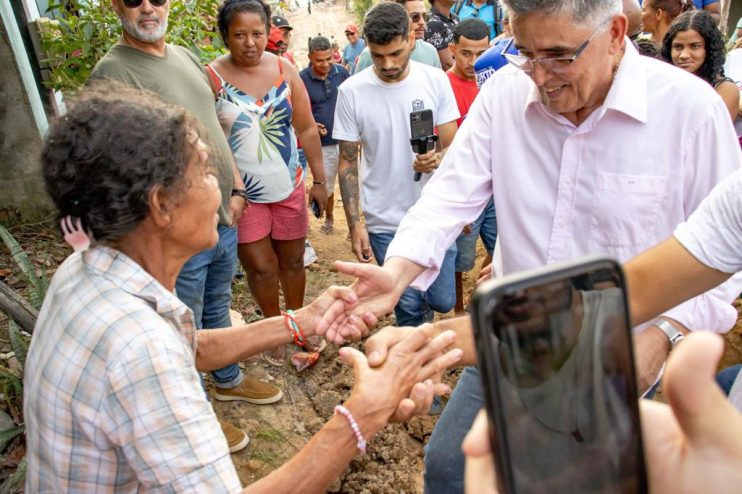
[308,35,332,54]
[501,0,621,28]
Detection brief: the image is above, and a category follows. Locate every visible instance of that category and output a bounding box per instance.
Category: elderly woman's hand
[339,325,463,436]
[301,286,377,340]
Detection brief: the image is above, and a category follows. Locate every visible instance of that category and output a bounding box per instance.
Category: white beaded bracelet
[334,404,367,456]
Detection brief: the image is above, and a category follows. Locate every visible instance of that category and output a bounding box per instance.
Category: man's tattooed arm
[338,140,362,229]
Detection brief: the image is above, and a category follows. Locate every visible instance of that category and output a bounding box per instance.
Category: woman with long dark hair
[662,10,739,122]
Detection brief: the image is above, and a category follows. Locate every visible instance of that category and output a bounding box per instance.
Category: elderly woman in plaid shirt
[23,84,462,493]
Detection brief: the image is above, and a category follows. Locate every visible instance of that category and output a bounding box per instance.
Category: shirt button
[564,178,572,186]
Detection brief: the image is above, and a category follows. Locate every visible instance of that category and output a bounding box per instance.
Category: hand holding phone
[471,257,647,494]
[409,109,438,182]
[310,199,321,219]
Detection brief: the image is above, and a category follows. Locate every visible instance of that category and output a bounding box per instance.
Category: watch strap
[655,318,684,349]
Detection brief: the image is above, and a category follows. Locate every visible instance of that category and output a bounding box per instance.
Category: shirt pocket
[589,171,667,249]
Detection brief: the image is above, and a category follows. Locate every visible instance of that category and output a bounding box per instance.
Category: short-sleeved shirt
[354,39,442,74]
[300,64,350,146]
[333,60,459,232]
[425,9,459,51]
[446,71,479,126]
[342,39,366,73]
[89,44,234,226]
[451,0,502,40]
[24,246,241,493]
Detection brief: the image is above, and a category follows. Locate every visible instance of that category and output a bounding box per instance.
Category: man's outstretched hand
[316,260,403,343]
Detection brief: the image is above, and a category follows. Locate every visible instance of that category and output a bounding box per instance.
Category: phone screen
[473,259,646,494]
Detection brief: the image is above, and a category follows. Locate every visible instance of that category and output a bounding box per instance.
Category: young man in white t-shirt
[333,1,460,326]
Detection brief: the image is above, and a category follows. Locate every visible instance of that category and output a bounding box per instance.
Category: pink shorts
[238,184,308,244]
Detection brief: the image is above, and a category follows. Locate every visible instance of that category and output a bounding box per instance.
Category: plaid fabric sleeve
[102,317,242,493]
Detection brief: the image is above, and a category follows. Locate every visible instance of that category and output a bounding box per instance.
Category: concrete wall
[0,20,51,224]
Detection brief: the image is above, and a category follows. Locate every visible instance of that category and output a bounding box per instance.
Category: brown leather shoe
[219,420,249,453]
[213,377,283,405]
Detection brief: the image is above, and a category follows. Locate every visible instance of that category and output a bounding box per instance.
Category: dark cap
[272,15,293,30]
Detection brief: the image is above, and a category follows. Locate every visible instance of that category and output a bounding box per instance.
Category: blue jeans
[175,225,243,389]
[717,365,742,395]
[455,198,497,272]
[424,366,483,494]
[368,231,456,326]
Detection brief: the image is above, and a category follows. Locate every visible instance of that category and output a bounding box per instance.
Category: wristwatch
[231,188,248,201]
[655,318,684,349]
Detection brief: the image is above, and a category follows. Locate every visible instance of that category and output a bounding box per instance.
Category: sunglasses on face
[409,12,429,23]
[123,0,167,8]
[345,31,356,36]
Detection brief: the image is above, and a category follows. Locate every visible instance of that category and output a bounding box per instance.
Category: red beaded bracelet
[281,309,306,347]
[335,404,367,455]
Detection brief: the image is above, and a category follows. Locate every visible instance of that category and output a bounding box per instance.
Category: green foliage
[0,225,46,309]
[40,0,227,93]
[7,322,27,370]
[353,0,375,25]
[0,458,26,494]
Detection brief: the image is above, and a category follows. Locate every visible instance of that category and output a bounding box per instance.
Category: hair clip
[60,215,91,252]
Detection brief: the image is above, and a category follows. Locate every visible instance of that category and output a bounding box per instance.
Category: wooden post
[720,0,731,36]
[0,281,38,334]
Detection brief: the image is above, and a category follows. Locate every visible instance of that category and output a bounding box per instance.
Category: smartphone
[310,199,321,219]
[410,109,434,140]
[471,256,647,494]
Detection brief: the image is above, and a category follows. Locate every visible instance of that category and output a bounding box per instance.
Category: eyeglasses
[502,18,610,75]
[409,12,429,23]
[123,0,167,8]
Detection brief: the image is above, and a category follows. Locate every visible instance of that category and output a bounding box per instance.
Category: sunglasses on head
[123,0,168,8]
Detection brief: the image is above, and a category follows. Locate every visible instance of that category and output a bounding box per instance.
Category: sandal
[262,345,287,367]
[319,222,334,235]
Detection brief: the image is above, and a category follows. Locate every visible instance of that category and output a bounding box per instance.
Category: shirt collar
[430,8,457,23]
[83,245,195,329]
[307,64,337,81]
[524,40,647,124]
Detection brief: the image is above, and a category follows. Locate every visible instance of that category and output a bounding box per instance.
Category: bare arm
[196,287,362,370]
[243,325,464,493]
[715,81,740,123]
[702,2,721,22]
[337,140,372,261]
[625,236,733,393]
[625,237,731,327]
[285,59,328,213]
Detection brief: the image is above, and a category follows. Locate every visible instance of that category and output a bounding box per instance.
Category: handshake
[301,259,467,425]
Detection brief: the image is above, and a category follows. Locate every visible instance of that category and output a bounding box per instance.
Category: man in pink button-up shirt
[319,0,742,491]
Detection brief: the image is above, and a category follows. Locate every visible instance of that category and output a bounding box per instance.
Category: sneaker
[304,240,318,267]
[219,419,249,453]
[213,377,284,405]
